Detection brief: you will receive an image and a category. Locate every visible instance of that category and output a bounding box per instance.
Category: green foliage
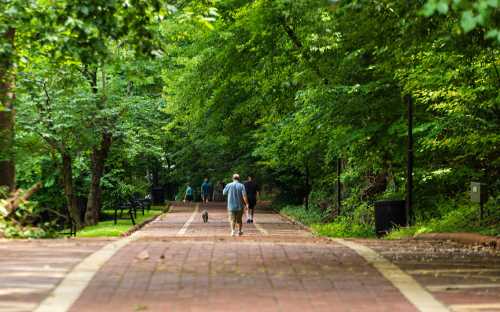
[312,217,375,238]
[280,203,375,238]
[387,197,500,238]
[311,202,376,238]
[4,0,499,236]
[280,205,328,225]
[0,199,56,238]
[423,0,500,41]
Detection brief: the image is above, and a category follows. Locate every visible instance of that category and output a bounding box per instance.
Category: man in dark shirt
[201,177,210,204]
[243,175,260,224]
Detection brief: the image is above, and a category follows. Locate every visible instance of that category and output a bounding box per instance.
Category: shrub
[279,204,329,225]
[312,216,375,238]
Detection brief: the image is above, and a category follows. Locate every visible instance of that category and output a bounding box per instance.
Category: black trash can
[151,187,165,204]
[374,200,406,236]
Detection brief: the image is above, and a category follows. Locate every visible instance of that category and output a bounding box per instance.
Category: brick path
[69,202,416,312]
[1,202,499,312]
[0,239,111,312]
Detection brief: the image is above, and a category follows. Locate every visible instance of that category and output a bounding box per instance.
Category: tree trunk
[85,131,112,225]
[61,152,81,228]
[0,27,16,193]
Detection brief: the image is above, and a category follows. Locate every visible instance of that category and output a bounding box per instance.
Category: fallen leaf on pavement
[136,250,149,260]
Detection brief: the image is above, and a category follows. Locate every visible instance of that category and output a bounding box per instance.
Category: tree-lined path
[2,203,499,312]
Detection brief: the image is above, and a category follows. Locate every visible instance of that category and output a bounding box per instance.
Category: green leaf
[460,10,477,32]
[421,1,437,16]
[436,1,449,14]
[486,29,500,42]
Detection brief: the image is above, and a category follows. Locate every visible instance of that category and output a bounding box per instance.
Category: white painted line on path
[334,239,450,312]
[34,234,139,312]
[176,204,199,236]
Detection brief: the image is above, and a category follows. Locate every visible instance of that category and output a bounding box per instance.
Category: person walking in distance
[201,177,210,204]
[213,180,225,201]
[223,174,248,236]
[244,175,260,223]
[183,184,193,205]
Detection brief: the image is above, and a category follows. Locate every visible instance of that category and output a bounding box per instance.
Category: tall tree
[0,26,15,193]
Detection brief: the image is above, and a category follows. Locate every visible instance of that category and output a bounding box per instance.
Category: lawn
[76,206,167,238]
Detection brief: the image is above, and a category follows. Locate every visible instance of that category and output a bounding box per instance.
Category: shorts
[186,195,193,201]
[248,198,257,209]
[228,210,243,225]
[202,192,210,199]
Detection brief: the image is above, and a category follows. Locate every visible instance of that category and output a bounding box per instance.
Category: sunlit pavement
[0,202,499,311]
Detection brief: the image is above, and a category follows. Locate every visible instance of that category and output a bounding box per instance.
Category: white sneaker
[231,230,236,237]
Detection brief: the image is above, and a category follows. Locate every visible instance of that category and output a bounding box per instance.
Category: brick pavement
[2,202,499,312]
[69,203,417,312]
[0,239,111,312]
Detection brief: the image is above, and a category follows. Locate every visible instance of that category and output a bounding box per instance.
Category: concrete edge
[120,213,161,237]
[34,235,137,312]
[121,204,171,237]
[414,232,500,250]
[334,238,450,312]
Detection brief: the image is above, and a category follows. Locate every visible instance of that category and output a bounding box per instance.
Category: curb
[121,204,170,237]
[414,232,500,250]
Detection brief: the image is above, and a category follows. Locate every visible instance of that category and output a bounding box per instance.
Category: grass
[311,217,375,238]
[279,204,376,238]
[279,205,327,226]
[386,204,500,239]
[76,205,167,238]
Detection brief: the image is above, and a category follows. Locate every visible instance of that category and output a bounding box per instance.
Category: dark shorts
[202,192,210,199]
[186,195,193,201]
[248,198,257,209]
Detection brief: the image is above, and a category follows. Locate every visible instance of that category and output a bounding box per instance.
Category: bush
[0,200,57,238]
[387,199,500,239]
[312,216,375,238]
[279,204,329,225]
[280,202,376,238]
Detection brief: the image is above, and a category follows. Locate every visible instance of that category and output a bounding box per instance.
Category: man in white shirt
[223,174,249,236]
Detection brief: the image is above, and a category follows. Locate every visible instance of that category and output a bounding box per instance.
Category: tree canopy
[0,0,498,237]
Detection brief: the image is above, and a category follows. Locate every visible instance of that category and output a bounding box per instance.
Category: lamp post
[405,94,413,226]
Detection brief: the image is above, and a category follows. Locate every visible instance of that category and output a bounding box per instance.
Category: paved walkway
[0,239,111,312]
[1,202,499,312]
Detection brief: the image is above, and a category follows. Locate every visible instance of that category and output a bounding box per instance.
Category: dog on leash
[202,209,208,223]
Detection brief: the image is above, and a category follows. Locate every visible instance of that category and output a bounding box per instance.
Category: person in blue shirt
[223,173,249,236]
[183,184,193,204]
[201,177,211,204]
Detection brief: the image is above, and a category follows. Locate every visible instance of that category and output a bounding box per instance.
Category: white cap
[232,173,240,180]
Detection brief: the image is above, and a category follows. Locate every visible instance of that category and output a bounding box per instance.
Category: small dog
[202,209,208,223]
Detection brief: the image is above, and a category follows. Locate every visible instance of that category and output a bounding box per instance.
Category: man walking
[201,177,210,204]
[223,174,248,236]
[183,183,193,206]
[244,175,260,224]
